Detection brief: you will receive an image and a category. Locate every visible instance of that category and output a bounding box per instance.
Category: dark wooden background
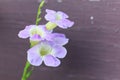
[0,0,120,80]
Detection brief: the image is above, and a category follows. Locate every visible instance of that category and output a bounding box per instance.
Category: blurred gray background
[0,0,120,80]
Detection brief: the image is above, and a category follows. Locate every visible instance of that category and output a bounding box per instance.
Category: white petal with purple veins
[53,45,67,58]
[45,9,56,21]
[44,55,60,67]
[18,29,30,38]
[27,52,42,66]
[56,19,74,29]
[27,45,42,66]
[25,25,35,30]
[57,11,69,19]
[18,25,35,39]
[46,9,56,14]
[50,33,69,45]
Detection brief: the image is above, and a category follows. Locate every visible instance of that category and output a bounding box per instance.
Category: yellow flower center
[30,27,44,37]
[39,43,52,56]
[56,14,61,20]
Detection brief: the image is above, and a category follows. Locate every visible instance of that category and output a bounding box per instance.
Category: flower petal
[57,11,69,19]
[49,33,69,45]
[18,29,29,38]
[44,55,60,67]
[46,9,56,14]
[25,25,34,30]
[27,45,42,66]
[56,19,74,29]
[18,25,35,39]
[53,45,67,58]
[45,9,56,21]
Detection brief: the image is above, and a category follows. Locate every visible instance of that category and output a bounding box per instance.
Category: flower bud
[46,22,57,30]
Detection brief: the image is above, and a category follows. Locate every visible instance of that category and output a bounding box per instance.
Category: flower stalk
[36,0,45,25]
[21,0,45,80]
[21,61,31,80]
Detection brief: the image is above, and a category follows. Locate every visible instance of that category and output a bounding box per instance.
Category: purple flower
[18,25,69,45]
[45,9,74,29]
[18,25,51,41]
[27,41,67,67]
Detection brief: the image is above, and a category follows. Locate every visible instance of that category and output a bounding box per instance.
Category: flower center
[39,43,52,56]
[30,27,44,37]
[56,14,61,20]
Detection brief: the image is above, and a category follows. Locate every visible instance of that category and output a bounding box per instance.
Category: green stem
[26,66,34,78]
[21,61,31,80]
[21,1,45,80]
[35,0,45,25]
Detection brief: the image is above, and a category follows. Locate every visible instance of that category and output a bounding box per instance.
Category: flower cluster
[18,9,74,67]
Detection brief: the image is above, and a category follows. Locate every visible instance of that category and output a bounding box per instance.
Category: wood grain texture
[0,0,120,80]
